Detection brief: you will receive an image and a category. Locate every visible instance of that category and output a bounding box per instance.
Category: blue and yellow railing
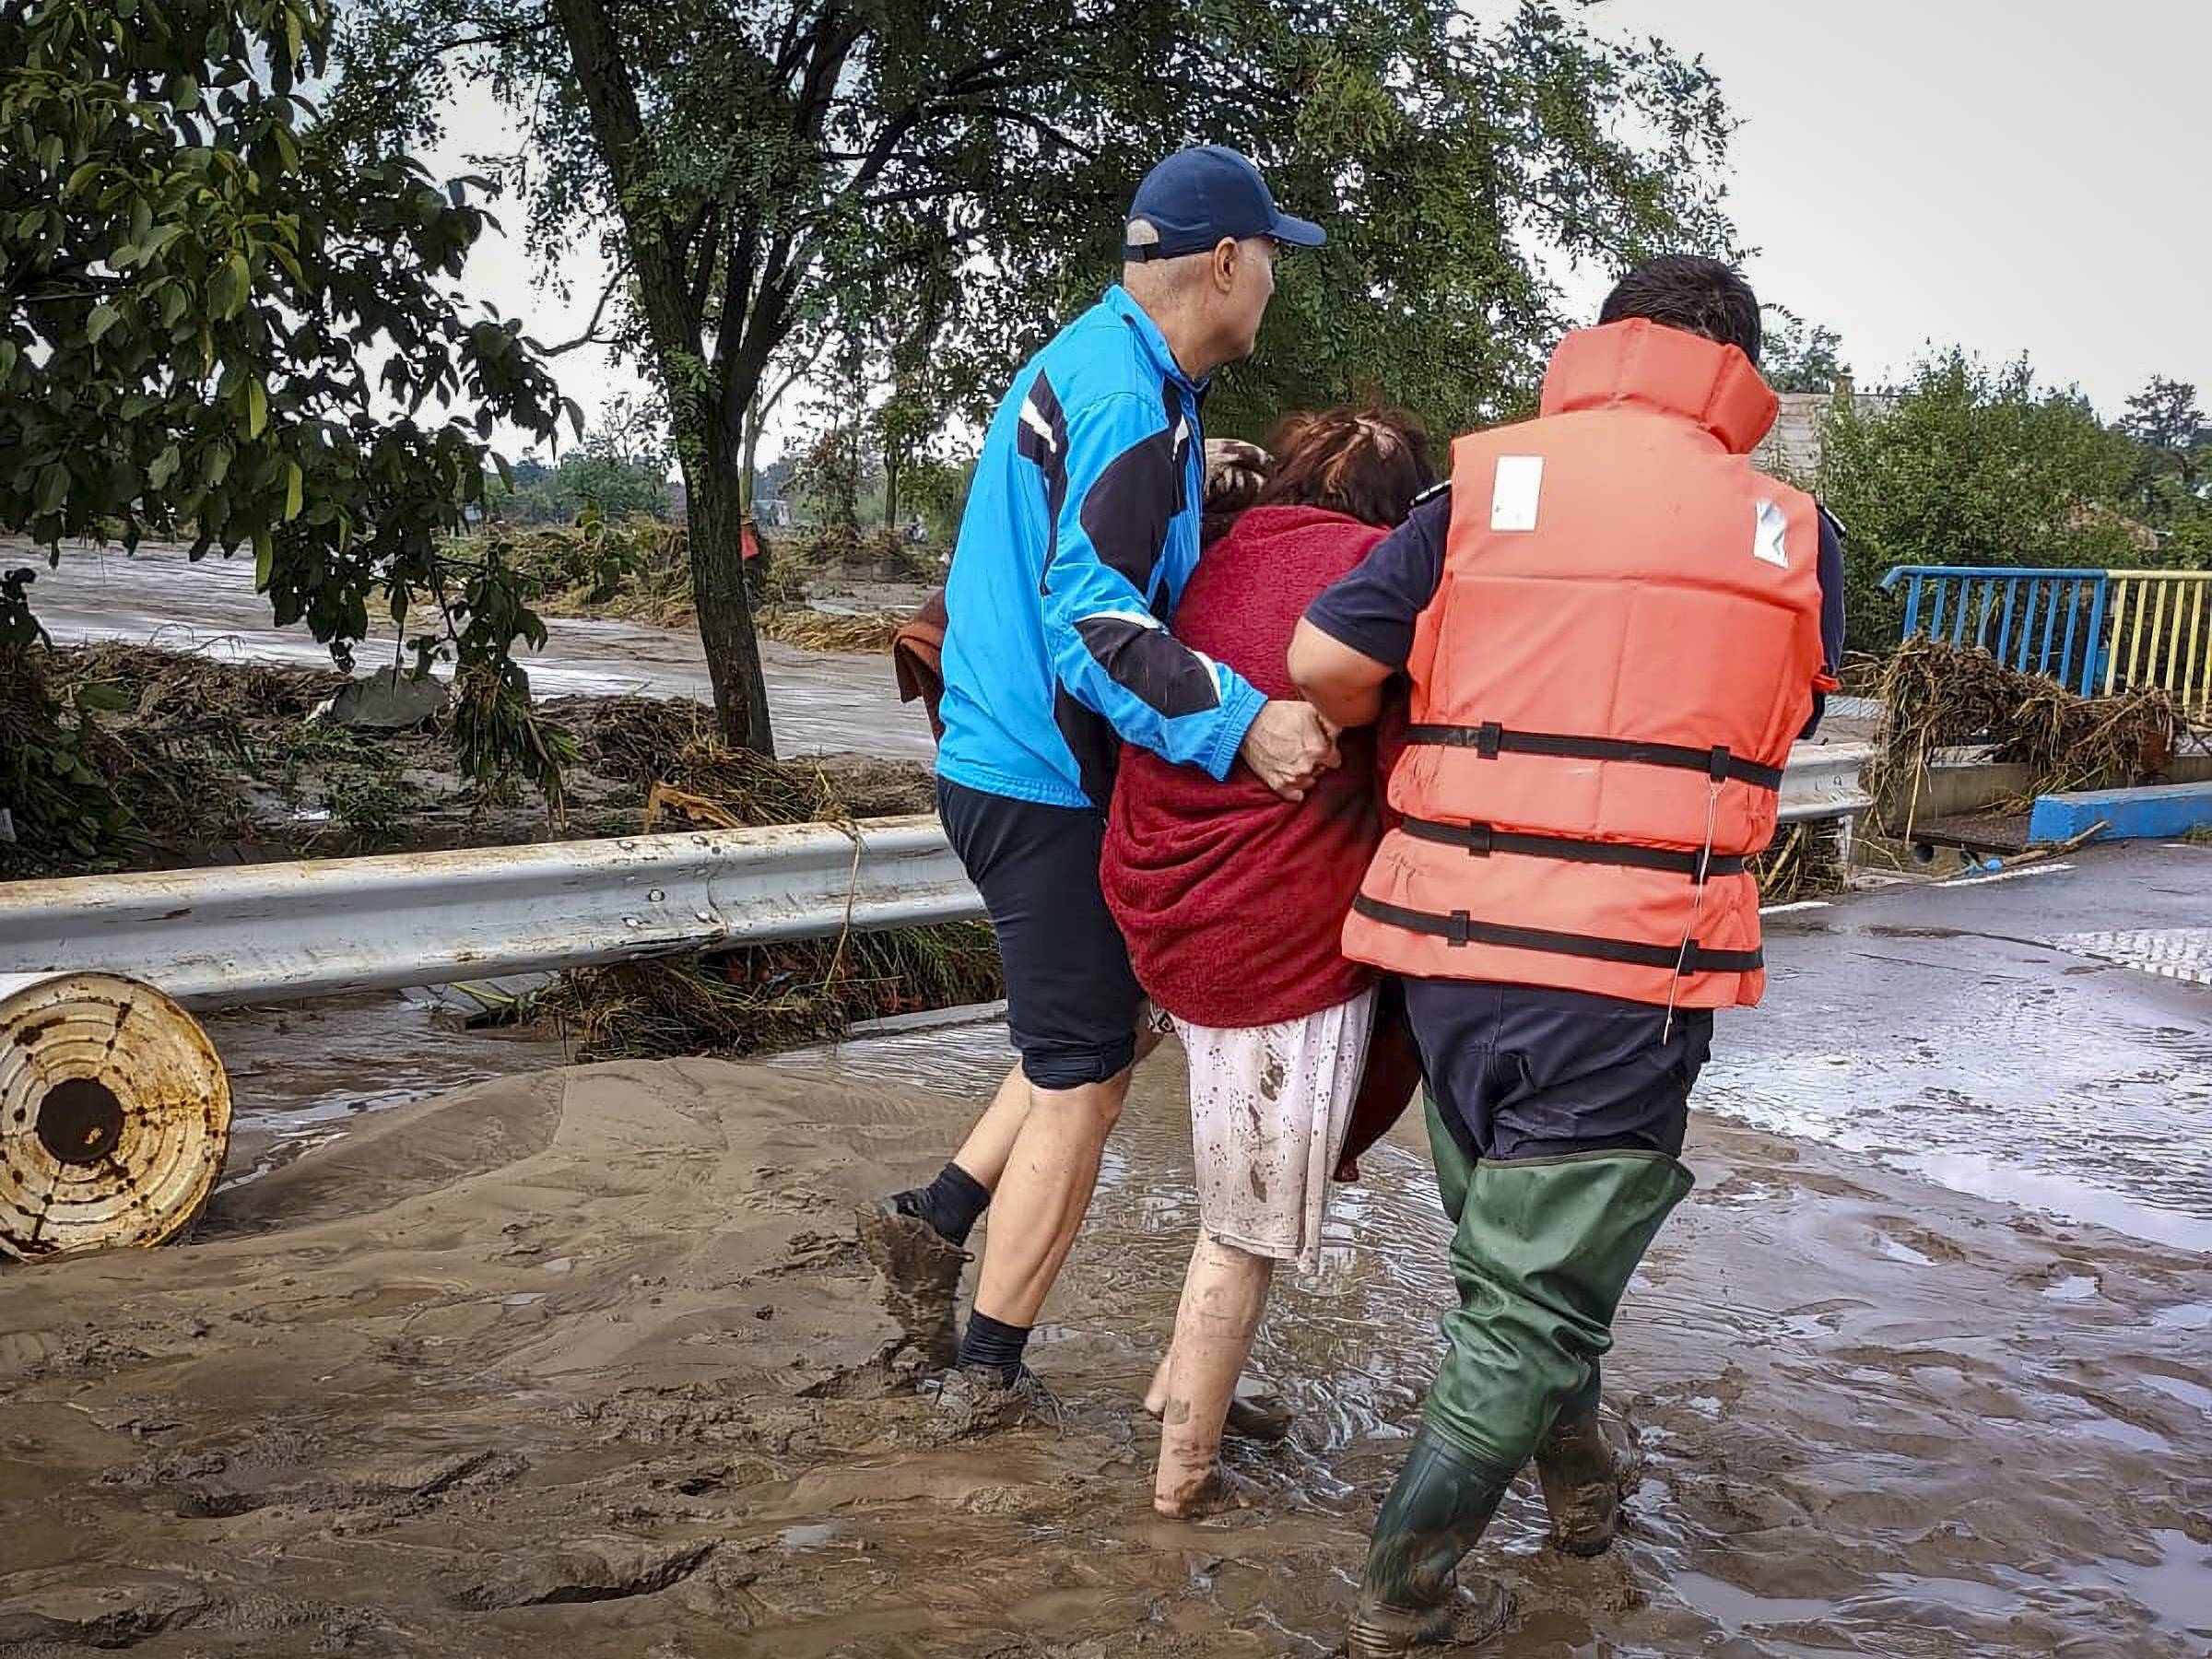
[1883,566,2212,711]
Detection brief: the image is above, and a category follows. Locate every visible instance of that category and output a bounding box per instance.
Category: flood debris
[1749,819,1846,903]
[1869,636,2206,806]
[1,644,935,878]
[751,606,901,654]
[540,925,1002,1061]
[314,665,449,731]
[493,517,930,650]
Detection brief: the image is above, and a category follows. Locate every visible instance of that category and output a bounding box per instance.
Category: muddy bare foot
[1153,1463,1259,1520]
[856,1200,966,1371]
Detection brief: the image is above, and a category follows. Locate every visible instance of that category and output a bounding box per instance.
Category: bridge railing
[1882,566,2212,711]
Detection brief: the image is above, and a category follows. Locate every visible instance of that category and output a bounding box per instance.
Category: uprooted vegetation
[1748,820,1847,905]
[0,642,932,879]
[541,925,1002,1062]
[1867,636,2206,811]
[481,515,912,651]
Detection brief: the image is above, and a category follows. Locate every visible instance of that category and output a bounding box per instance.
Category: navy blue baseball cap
[1123,146,1325,261]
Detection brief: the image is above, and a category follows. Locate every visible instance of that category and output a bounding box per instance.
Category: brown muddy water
[4,939,2208,1654]
[18,537,930,759]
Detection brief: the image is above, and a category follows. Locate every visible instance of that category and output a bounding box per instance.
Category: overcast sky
[432,0,2203,456]
[1617,0,2203,416]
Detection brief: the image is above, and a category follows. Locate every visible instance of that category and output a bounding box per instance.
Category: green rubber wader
[1422,1087,1472,1225]
[1359,1422,1517,1620]
[1422,1150,1693,1473]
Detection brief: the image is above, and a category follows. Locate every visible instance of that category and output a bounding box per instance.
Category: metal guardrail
[1883,565,2212,710]
[1778,743,1876,824]
[0,747,1877,1010]
[0,815,979,1009]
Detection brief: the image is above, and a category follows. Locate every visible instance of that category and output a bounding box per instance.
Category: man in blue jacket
[867,147,1336,1427]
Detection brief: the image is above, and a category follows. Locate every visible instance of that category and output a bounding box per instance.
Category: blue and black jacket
[935,286,1265,809]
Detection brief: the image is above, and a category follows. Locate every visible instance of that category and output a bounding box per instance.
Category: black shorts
[938,776,1144,1090]
[1404,978,1712,1164]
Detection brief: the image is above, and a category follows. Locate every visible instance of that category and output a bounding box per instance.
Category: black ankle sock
[956,1311,1030,1381]
[900,1161,990,1246]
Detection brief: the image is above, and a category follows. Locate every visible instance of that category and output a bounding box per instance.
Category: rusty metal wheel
[0,971,230,1261]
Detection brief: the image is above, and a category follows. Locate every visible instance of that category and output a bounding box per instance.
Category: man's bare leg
[947,1062,1031,1193]
[966,1067,1132,1331]
[1154,1234,1273,1515]
[892,1013,1160,1246]
[930,1067,1134,1435]
[874,1017,1159,1393]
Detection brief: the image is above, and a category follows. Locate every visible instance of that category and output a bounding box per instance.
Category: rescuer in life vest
[1288,255,1844,1654]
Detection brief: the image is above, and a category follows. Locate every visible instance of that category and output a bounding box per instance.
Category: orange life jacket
[1342,319,1832,1009]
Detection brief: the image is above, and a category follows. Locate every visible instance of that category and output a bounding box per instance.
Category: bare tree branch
[538,260,629,355]
[368,18,557,101]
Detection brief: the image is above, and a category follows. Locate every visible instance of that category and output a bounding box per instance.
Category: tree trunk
[684,420,775,758]
[882,442,900,532]
[739,391,763,522]
[549,0,778,758]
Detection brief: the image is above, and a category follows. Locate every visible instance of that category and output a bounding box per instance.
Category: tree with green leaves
[2118,375,2206,515]
[335,0,1736,754]
[1760,309,1851,394]
[1,0,579,831]
[1818,350,2149,650]
[499,402,674,523]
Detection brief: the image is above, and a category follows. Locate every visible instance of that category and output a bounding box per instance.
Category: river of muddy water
[16,538,931,759]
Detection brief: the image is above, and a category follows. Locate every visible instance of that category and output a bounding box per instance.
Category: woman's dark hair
[1253,406,1436,529]
[1201,438,1273,547]
[1597,254,1762,364]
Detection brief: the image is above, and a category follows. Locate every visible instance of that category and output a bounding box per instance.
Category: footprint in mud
[1870,1221,1964,1266]
[448,1537,719,1609]
[1773,1299,1871,1343]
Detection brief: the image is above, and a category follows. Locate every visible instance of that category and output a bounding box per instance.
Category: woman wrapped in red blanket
[1102,409,1434,1516]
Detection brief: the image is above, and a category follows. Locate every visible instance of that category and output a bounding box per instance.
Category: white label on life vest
[1491,455,1543,531]
[1753,498,1790,568]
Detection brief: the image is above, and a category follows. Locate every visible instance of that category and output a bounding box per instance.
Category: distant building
[1753,385,1897,485]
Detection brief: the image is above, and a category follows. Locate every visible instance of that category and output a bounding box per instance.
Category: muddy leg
[1155,1233,1273,1516]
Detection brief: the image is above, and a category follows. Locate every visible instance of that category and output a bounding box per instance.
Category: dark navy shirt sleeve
[1300,489,1451,670]
[1804,505,1848,738]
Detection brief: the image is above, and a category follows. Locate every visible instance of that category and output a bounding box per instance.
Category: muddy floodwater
[16,538,930,759]
[3,846,2209,1655]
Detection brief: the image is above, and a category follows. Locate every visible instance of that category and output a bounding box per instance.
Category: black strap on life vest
[1397,816,1749,879]
[1402,722,1785,793]
[1351,894,1764,976]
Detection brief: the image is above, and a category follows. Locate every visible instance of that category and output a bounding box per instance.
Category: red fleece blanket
[1100,503,1421,1175]
[1102,504,1385,1029]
